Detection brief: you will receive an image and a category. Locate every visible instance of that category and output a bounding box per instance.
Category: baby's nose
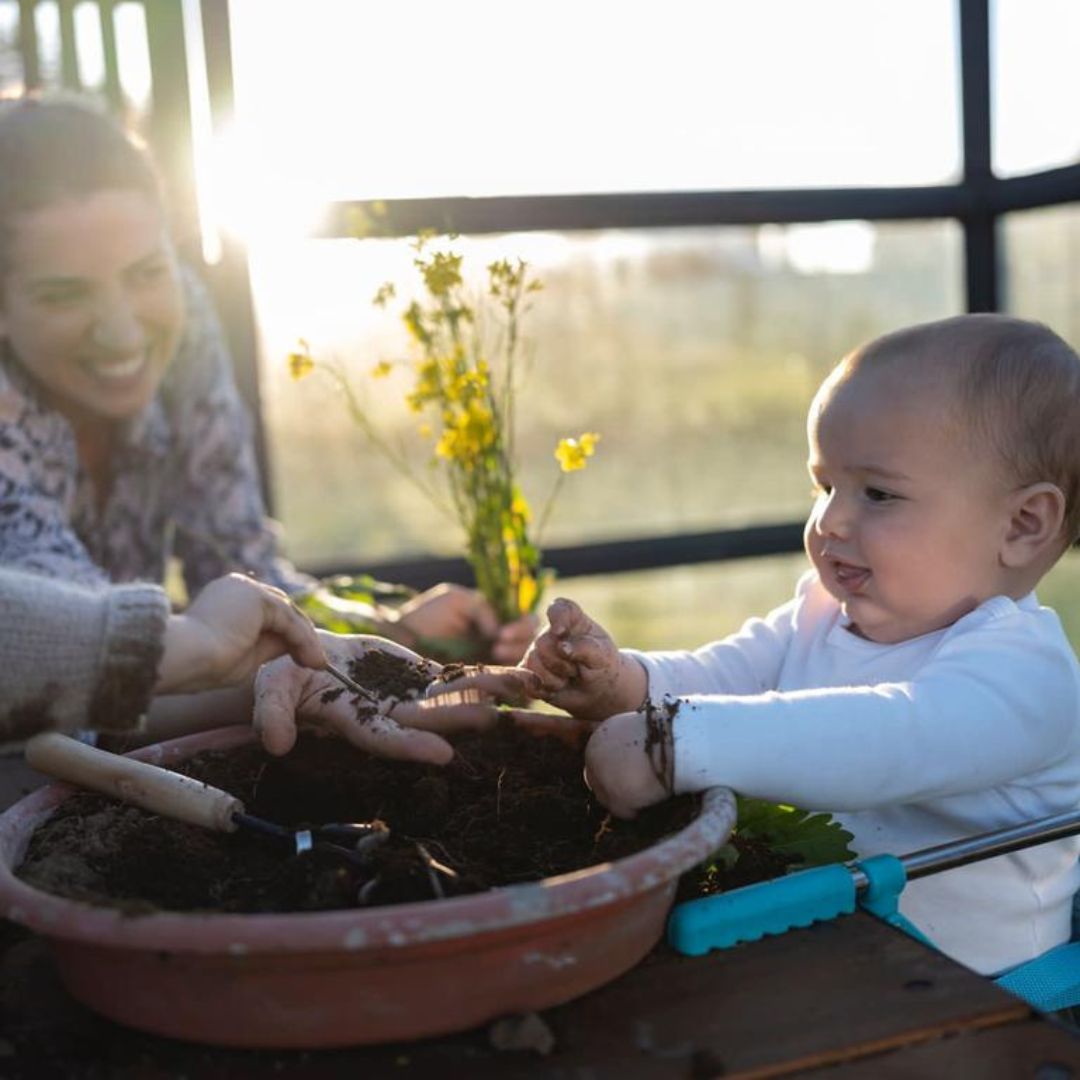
[815,492,852,538]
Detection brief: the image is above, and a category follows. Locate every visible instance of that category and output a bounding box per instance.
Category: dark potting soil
[18,725,708,915]
[17,652,791,915]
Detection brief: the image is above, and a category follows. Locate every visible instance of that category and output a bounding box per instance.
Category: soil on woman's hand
[17,723,700,916]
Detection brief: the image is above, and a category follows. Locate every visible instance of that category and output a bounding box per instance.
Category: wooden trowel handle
[25,733,244,833]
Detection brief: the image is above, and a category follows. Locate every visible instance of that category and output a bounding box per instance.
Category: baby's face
[804,367,1016,644]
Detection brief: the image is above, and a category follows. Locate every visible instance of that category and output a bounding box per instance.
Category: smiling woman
[0,96,306,595]
[2,189,184,426]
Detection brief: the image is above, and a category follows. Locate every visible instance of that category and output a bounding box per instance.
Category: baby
[526,314,1080,977]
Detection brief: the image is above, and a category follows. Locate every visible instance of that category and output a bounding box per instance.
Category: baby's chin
[842,608,948,646]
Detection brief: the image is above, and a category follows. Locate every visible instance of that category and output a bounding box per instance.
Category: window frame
[13,0,1080,584]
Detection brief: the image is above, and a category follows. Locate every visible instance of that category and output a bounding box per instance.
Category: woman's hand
[394,584,539,664]
[156,574,325,695]
[252,633,511,762]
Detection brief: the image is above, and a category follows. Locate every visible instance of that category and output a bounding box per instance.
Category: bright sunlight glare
[195,0,963,256]
[205,123,333,244]
[187,1,1079,280]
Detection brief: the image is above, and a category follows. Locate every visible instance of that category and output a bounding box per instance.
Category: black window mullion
[17,0,40,91]
[57,0,79,90]
[316,186,968,242]
[959,0,998,312]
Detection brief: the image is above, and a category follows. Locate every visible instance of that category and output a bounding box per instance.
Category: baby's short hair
[843,314,1080,546]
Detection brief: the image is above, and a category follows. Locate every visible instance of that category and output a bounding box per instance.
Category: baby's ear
[1001,482,1066,568]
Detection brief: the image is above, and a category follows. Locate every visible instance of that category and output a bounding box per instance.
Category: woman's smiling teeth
[86,353,146,380]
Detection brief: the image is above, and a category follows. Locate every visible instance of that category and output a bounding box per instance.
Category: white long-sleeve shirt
[631,571,1080,975]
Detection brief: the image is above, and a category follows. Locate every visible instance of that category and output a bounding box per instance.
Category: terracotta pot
[0,726,736,1048]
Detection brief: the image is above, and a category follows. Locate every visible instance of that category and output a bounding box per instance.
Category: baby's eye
[864,487,895,503]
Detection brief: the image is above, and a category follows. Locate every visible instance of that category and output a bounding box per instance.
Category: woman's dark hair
[0,96,163,276]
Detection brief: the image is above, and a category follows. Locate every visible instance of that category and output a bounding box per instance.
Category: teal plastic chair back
[996,942,1080,1012]
[668,853,1080,1013]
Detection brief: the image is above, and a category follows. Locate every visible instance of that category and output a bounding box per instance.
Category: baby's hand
[523,598,646,721]
[584,708,675,819]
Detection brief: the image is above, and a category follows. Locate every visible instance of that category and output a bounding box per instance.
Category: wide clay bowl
[0,726,736,1049]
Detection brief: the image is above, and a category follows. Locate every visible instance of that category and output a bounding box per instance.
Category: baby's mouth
[830,558,870,594]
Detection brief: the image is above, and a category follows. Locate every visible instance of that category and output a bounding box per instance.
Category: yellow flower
[518,572,538,614]
[555,432,601,472]
[371,360,393,378]
[446,400,495,461]
[406,358,440,410]
[504,534,521,575]
[287,341,314,380]
[419,251,463,297]
[510,490,531,522]
[435,429,458,460]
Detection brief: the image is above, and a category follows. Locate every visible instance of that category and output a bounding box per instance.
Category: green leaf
[321,574,417,603]
[734,797,856,868]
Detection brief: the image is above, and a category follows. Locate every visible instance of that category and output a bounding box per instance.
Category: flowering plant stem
[290,235,598,625]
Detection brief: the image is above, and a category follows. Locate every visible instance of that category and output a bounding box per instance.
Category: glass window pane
[0,6,20,94]
[225,0,960,201]
[993,0,1080,177]
[1041,550,1080,657]
[252,221,962,570]
[563,555,808,651]
[1002,204,1080,349]
[33,2,60,85]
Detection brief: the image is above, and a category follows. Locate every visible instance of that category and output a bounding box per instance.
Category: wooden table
[2,910,1079,1078]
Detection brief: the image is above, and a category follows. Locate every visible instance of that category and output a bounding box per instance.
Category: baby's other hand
[584,709,674,819]
[523,598,646,721]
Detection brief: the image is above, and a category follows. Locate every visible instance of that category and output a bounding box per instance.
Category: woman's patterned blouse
[0,266,308,595]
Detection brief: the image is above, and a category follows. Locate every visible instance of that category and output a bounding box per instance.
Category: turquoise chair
[668,808,1080,1013]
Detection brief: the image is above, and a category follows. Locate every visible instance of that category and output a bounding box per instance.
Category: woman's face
[0,188,184,425]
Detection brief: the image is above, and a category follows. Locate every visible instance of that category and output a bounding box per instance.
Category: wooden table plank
[0,912,1064,1079]
[818,1017,1080,1077]
[514,914,1032,1079]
